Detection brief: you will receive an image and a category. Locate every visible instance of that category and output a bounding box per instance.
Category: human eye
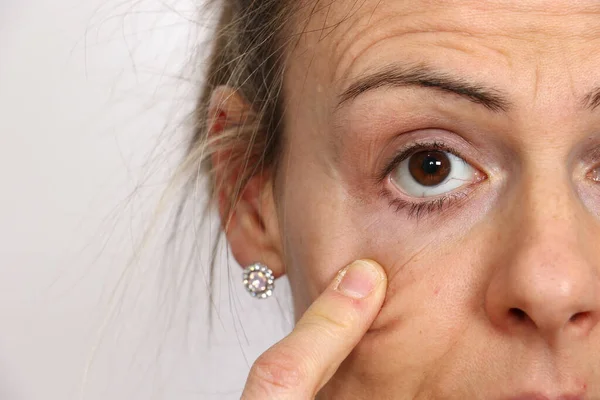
[381,141,486,219]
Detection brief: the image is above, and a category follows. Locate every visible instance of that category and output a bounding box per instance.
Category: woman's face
[273,0,600,398]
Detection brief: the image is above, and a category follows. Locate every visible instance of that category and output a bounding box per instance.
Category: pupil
[408,150,451,186]
[422,156,442,174]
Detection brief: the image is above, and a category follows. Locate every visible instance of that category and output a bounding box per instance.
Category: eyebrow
[337,64,511,112]
[583,88,600,111]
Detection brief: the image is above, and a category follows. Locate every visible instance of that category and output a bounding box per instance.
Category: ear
[208,86,285,278]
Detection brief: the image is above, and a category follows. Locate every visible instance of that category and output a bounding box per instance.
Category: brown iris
[408,150,451,186]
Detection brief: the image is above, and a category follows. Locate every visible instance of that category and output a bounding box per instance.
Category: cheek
[277,162,370,317]
[278,153,483,324]
[336,223,503,394]
[279,160,502,385]
[277,161,408,318]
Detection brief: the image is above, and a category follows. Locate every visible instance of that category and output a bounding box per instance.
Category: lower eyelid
[381,186,470,219]
[382,170,487,220]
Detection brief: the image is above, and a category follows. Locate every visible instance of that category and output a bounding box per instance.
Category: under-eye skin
[379,141,486,220]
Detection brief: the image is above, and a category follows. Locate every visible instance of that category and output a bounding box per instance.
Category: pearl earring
[242,262,275,299]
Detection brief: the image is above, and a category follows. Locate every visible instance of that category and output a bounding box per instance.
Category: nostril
[568,311,596,335]
[570,311,590,324]
[509,308,527,321]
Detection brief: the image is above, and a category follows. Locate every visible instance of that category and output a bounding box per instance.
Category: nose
[485,182,600,342]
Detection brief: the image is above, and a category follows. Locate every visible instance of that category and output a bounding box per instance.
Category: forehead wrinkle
[327,4,395,84]
[331,12,461,84]
[333,31,515,100]
[321,2,600,85]
[330,18,517,88]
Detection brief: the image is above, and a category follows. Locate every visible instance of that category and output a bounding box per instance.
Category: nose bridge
[519,158,576,234]
[486,162,599,341]
[511,152,578,251]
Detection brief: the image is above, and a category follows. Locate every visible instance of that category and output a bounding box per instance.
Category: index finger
[241,259,387,399]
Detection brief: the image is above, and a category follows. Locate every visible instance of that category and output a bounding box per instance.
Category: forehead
[287,0,600,99]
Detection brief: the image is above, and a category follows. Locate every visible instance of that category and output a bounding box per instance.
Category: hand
[241,259,388,399]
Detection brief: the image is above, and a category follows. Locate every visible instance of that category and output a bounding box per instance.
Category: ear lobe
[223,176,285,278]
[208,86,285,278]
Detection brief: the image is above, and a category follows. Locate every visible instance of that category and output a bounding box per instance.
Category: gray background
[0,1,292,398]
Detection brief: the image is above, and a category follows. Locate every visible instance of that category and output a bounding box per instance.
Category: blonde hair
[169,0,306,318]
[183,0,300,210]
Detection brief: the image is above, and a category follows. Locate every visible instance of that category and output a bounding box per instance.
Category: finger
[241,259,387,400]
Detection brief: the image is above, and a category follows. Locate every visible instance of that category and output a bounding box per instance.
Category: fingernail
[335,260,382,299]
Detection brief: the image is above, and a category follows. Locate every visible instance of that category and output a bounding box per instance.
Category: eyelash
[378,140,480,220]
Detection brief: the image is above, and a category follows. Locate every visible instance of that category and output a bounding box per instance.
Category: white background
[0,1,292,399]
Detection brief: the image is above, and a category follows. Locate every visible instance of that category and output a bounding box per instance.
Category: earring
[243,262,275,299]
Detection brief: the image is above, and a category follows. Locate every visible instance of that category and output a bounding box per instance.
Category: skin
[211,0,600,398]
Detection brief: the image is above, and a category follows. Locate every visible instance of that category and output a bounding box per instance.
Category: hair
[81,3,311,393]
[182,0,299,211]
[168,0,306,317]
